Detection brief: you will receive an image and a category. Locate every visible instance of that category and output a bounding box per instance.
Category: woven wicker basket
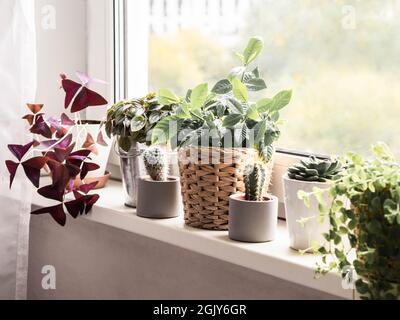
[178,147,274,230]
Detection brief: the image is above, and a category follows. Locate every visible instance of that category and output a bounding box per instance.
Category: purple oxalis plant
[5,72,108,226]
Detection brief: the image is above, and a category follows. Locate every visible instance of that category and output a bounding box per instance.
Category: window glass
[126,0,400,156]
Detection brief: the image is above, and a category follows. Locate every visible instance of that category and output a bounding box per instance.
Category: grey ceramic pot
[136,176,182,219]
[229,193,278,243]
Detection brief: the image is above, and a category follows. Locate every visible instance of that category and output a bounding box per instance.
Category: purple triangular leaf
[38,185,64,202]
[21,156,48,188]
[30,116,52,139]
[5,160,19,188]
[80,162,100,180]
[61,113,75,126]
[84,194,100,214]
[64,198,85,218]
[31,204,66,226]
[8,141,35,161]
[79,181,99,194]
[96,131,108,147]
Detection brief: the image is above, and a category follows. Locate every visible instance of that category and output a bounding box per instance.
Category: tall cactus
[143,147,168,181]
[244,164,267,201]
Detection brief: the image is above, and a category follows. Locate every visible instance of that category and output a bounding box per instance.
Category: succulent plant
[143,147,168,181]
[244,163,267,201]
[288,156,342,182]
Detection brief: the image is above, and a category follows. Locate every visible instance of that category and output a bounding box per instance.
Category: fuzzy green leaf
[242,36,264,66]
[231,78,249,102]
[211,79,232,94]
[191,83,209,109]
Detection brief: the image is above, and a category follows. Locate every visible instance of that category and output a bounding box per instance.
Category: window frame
[113,0,327,160]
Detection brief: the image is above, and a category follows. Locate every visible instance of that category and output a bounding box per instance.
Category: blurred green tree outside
[147,0,400,156]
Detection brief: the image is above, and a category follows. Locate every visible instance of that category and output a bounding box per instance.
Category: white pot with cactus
[136,147,182,219]
[283,156,342,252]
[229,164,278,243]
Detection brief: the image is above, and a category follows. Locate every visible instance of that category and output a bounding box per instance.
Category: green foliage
[238,36,264,66]
[143,147,168,182]
[106,93,173,152]
[300,143,400,300]
[288,156,342,182]
[244,163,266,201]
[151,37,292,163]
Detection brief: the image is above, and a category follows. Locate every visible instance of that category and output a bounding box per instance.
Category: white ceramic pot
[74,122,111,178]
[283,174,330,252]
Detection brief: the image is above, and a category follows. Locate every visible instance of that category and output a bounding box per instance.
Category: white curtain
[0,0,37,300]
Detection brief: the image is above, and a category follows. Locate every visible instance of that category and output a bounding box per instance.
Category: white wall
[28,214,340,300]
[35,0,111,120]
[35,0,87,116]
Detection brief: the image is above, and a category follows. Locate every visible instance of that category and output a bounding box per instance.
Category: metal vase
[115,140,146,208]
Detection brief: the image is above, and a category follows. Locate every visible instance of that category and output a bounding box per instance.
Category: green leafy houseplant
[105,93,173,152]
[300,143,400,299]
[152,36,292,163]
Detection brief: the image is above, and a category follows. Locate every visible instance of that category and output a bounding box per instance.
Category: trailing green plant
[105,93,173,152]
[152,37,292,163]
[244,163,267,201]
[288,156,342,182]
[143,147,168,182]
[299,143,400,300]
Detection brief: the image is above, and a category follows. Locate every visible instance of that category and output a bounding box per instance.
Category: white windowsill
[32,179,352,299]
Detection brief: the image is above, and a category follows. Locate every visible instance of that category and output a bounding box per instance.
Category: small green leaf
[191,83,209,109]
[212,79,232,94]
[228,98,244,114]
[175,103,191,119]
[245,78,267,91]
[355,279,369,294]
[246,104,260,121]
[255,120,267,144]
[242,36,264,66]
[223,114,243,128]
[231,78,249,102]
[270,90,292,112]
[297,216,315,228]
[235,52,245,64]
[148,112,162,124]
[151,116,177,145]
[130,115,146,132]
[252,67,260,78]
[298,190,311,208]
[158,88,181,105]
[256,98,273,113]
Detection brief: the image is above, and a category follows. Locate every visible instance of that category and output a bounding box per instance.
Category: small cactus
[288,156,342,182]
[143,147,168,181]
[244,164,267,201]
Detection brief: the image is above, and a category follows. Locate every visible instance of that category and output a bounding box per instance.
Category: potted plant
[136,147,181,219]
[105,93,174,207]
[60,72,112,183]
[300,144,400,300]
[5,73,109,226]
[152,36,292,230]
[283,156,342,251]
[229,164,278,243]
